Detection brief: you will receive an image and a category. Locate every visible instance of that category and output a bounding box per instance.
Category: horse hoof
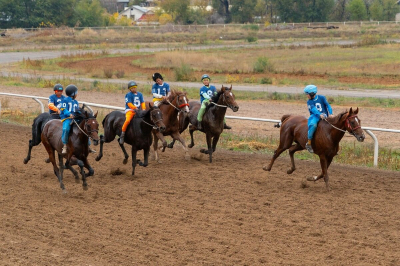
[287,169,295,174]
[307,176,318,182]
[188,144,194,148]
[123,158,128,165]
[23,158,28,164]
[156,160,162,164]
[167,143,174,149]
[75,178,80,184]
[200,149,206,153]
[95,156,101,161]
[262,166,271,171]
[83,185,88,191]
[61,189,68,194]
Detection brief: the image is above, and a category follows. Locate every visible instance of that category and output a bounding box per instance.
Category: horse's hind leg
[66,157,81,182]
[57,153,67,191]
[76,159,88,190]
[152,133,161,163]
[95,135,105,162]
[263,144,289,172]
[287,143,303,174]
[23,139,34,164]
[82,158,94,177]
[119,142,130,164]
[171,132,190,160]
[188,128,196,148]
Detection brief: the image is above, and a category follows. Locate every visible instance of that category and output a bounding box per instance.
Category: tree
[369,0,384,20]
[230,0,257,23]
[33,0,75,27]
[72,0,106,27]
[347,0,368,20]
[331,0,350,21]
[212,0,231,23]
[159,0,190,24]
[381,0,400,20]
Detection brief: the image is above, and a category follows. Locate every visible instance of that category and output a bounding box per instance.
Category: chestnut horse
[179,85,239,163]
[145,90,190,163]
[263,107,365,190]
[95,106,166,175]
[41,110,100,191]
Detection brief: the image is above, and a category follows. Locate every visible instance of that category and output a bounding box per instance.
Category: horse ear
[94,111,98,118]
[230,84,232,90]
[221,85,225,91]
[355,107,359,114]
[349,107,353,115]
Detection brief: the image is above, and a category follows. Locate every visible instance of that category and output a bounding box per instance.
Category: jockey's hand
[57,109,60,114]
[70,114,74,118]
[320,114,326,120]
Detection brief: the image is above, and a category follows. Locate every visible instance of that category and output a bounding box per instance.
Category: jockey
[48,83,65,118]
[60,84,80,155]
[151,72,171,108]
[120,81,146,145]
[304,84,333,153]
[197,74,231,130]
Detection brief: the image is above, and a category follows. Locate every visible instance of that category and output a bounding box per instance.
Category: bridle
[324,114,361,136]
[73,118,99,140]
[210,90,231,108]
[141,109,164,130]
[165,94,189,112]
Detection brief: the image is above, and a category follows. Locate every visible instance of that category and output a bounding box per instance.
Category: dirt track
[1,122,400,265]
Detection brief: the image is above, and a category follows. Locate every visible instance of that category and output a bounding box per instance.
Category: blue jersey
[48,94,65,114]
[60,97,79,120]
[307,95,332,117]
[152,82,170,98]
[125,92,145,110]
[200,85,217,103]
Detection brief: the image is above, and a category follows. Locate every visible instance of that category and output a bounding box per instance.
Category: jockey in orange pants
[120,81,146,144]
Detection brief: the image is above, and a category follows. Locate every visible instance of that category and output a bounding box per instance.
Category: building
[119,5,155,22]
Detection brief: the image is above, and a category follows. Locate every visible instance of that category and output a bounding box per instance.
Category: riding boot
[89,147,96,153]
[119,132,125,145]
[224,123,232,130]
[197,121,202,130]
[305,140,314,153]
[62,145,67,155]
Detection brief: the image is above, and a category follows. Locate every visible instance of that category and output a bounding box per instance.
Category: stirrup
[89,148,96,153]
[305,143,314,153]
[224,124,232,130]
[62,146,67,155]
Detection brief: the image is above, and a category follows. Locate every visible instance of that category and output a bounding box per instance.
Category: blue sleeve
[165,83,170,92]
[307,100,321,116]
[323,96,333,115]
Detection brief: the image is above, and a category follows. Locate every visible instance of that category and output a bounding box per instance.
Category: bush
[174,63,193,81]
[253,57,274,73]
[260,77,273,84]
[103,68,113,78]
[115,70,125,78]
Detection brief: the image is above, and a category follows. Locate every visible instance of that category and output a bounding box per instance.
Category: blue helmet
[201,74,211,81]
[304,85,317,97]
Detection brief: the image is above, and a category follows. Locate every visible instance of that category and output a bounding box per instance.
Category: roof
[131,5,148,13]
[117,0,129,2]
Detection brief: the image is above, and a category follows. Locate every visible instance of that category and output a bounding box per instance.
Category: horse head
[175,92,190,114]
[149,105,166,133]
[82,110,100,145]
[342,107,365,142]
[220,85,239,112]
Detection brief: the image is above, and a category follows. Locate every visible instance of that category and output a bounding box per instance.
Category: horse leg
[188,128,195,148]
[156,132,168,152]
[200,133,213,163]
[138,147,149,167]
[171,132,190,160]
[23,139,34,164]
[131,148,138,176]
[57,153,66,191]
[307,155,330,191]
[76,159,88,190]
[167,140,176,149]
[263,145,289,172]
[287,143,303,174]
[152,133,161,163]
[211,134,220,152]
[119,142,130,165]
[82,157,94,177]
[95,135,104,161]
[65,157,80,183]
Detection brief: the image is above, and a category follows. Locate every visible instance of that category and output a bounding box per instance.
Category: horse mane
[326,110,348,124]
[205,89,224,111]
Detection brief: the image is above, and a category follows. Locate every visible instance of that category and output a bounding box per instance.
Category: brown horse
[263,107,365,190]
[41,110,100,191]
[179,85,239,163]
[145,90,190,162]
[95,106,166,175]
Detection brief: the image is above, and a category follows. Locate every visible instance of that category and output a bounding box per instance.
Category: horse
[41,110,100,191]
[95,106,166,175]
[23,104,92,164]
[263,107,365,191]
[178,85,239,163]
[145,90,190,163]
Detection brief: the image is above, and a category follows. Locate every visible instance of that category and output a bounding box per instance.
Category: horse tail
[31,113,50,146]
[274,114,291,128]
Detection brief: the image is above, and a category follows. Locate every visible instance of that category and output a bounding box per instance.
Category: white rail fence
[1,92,400,167]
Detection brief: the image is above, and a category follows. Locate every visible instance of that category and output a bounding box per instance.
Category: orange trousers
[122,110,135,132]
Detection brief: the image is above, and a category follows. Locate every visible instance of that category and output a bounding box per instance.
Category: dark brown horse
[145,90,190,163]
[263,107,365,190]
[179,85,239,163]
[41,110,100,191]
[95,106,165,175]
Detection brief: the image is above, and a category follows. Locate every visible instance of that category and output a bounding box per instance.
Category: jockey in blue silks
[60,84,80,155]
[304,85,333,153]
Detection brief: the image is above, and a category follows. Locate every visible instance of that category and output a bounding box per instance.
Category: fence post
[365,130,379,167]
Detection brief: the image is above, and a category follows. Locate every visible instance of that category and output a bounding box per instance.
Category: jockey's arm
[127,103,137,111]
[48,103,59,113]
[202,92,211,100]
[153,92,163,98]
[140,102,146,111]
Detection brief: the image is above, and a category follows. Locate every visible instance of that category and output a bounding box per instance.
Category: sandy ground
[1,121,400,265]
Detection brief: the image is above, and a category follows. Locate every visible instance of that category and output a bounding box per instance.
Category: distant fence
[1,20,400,32]
[1,92,400,167]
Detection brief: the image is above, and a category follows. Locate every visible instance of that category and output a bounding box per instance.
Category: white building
[119,5,154,22]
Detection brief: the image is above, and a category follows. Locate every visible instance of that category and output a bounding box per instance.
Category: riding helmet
[304,85,317,97]
[65,84,78,97]
[128,80,137,89]
[201,74,211,81]
[152,72,163,82]
[53,83,63,91]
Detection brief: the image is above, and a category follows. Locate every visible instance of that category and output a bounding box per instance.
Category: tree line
[0,0,399,28]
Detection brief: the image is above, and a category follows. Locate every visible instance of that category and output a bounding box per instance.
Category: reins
[165,95,189,112]
[72,118,98,140]
[141,118,162,130]
[323,114,361,136]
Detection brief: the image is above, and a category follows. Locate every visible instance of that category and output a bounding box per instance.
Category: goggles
[202,78,210,82]
[129,85,138,89]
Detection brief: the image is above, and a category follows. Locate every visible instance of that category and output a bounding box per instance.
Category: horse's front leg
[167,139,176,149]
[82,157,94,177]
[152,132,161,163]
[57,153,66,191]
[171,132,190,160]
[155,132,168,152]
[211,134,220,152]
[76,158,88,190]
[95,135,104,161]
[65,157,80,182]
[119,142,130,165]
[188,127,196,148]
[200,133,213,163]
[307,155,330,191]
[263,144,287,172]
[138,146,149,167]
